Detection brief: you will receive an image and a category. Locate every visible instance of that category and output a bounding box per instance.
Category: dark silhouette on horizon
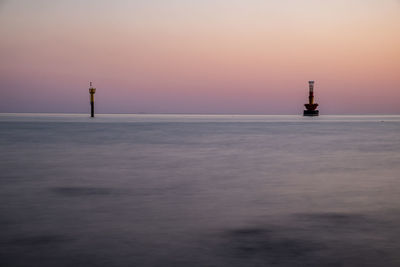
[304,81,319,116]
[89,82,96,117]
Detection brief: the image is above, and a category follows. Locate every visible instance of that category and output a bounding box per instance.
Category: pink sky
[0,0,399,114]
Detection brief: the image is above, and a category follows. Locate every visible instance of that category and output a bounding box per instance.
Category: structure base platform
[303,110,319,116]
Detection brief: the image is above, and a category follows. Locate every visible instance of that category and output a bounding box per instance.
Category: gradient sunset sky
[0,0,399,114]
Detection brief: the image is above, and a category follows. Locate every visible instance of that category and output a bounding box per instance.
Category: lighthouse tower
[89,82,96,118]
[303,81,319,116]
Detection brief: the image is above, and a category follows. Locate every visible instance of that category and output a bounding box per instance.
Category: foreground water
[1,114,400,267]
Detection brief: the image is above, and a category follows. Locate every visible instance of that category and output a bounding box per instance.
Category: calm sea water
[1,114,400,267]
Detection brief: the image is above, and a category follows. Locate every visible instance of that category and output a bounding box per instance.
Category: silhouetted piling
[89,82,96,118]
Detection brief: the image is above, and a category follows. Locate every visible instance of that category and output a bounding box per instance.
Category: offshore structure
[303,81,319,116]
[89,82,96,117]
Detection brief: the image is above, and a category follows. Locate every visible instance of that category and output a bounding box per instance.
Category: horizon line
[1,112,400,116]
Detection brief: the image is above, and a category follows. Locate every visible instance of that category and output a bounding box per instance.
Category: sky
[0,0,399,114]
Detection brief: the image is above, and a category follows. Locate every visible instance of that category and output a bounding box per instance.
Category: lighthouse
[89,82,96,118]
[303,81,319,116]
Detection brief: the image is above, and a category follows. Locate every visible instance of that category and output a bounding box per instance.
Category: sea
[1,113,400,267]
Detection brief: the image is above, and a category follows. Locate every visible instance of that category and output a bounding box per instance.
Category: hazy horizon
[1,0,399,114]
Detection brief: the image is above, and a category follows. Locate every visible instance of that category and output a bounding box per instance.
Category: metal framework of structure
[303,81,319,116]
[89,82,96,118]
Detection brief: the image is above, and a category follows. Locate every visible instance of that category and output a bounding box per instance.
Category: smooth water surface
[1,114,400,266]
